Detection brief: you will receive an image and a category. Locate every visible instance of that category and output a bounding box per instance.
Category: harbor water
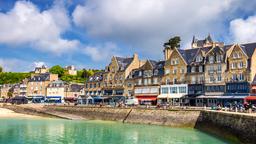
[0,118,231,144]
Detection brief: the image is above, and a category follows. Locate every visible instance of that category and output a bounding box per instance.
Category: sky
[0,0,256,72]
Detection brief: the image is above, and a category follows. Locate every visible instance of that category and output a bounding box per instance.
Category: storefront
[136,95,157,105]
[159,84,188,106]
[134,86,159,105]
[46,96,62,103]
[196,95,247,107]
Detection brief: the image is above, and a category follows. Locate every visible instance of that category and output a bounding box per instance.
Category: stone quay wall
[195,111,256,144]
[44,106,201,127]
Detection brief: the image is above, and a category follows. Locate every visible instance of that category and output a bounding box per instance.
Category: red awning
[136,96,157,101]
[245,96,256,101]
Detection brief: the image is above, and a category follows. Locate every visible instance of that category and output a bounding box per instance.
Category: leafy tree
[169,36,181,49]
[49,65,65,77]
[0,72,30,84]
[0,66,2,73]
[7,91,13,98]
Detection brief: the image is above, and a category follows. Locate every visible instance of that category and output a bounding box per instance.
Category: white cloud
[73,0,234,57]
[0,1,79,54]
[33,61,47,68]
[230,15,256,43]
[0,58,35,72]
[82,42,120,62]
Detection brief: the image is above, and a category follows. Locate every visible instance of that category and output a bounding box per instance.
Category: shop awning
[245,96,256,101]
[196,95,247,99]
[46,96,62,100]
[64,97,77,100]
[136,96,157,101]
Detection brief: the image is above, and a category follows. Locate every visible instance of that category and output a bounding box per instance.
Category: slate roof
[88,72,103,82]
[29,73,51,82]
[115,57,133,70]
[176,42,256,65]
[69,84,84,92]
[192,35,213,47]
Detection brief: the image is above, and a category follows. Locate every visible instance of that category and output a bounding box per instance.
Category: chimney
[133,53,138,60]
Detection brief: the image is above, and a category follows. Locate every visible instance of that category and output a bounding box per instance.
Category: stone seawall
[44,106,201,127]
[195,111,256,144]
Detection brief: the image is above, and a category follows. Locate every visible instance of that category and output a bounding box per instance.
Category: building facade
[27,73,58,99]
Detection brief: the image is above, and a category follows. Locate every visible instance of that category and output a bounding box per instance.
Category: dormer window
[216,55,222,63]
[196,55,203,62]
[233,53,238,59]
[191,67,196,73]
[209,56,214,63]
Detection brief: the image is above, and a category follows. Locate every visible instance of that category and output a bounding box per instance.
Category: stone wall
[44,106,201,127]
[195,111,256,144]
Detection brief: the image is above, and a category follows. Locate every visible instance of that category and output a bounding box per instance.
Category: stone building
[161,35,256,106]
[85,72,103,97]
[65,65,77,76]
[101,53,144,102]
[126,60,165,105]
[27,73,58,100]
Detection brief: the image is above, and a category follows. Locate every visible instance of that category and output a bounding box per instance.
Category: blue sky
[0,0,256,72]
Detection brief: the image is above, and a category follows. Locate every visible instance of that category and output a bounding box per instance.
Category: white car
[125,98,139,106]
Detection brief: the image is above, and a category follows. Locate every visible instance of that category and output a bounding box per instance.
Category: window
[231,63,237,69]
[148,79,152,85]
[217,74,222,82]
[239,61,243,68]
[191,67,196,73]
[138,79,142,85]
[199,66,203,72]
[170,87,177,93]
[153,78,158,84]
[173,69,177,74]
[165,69,170,75]
[179,87,187,93]
[216,55,222,63]
[180,68,185,74]
[208,66,214,73]
[139,71,142,76]
[173,78,177,84]
[239,73,244,81]
[166,79,170,84]
[217,64,222,72]
[161,87,168,94]
[233,52,238,59]
[209,56,214,63]
[232,74,237,81]
[210,76,215,82]
[196,55,202,62]
[199,76,204,83]
[191,76,196,84]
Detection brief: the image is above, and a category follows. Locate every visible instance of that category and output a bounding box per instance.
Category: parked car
[11,96,28,105]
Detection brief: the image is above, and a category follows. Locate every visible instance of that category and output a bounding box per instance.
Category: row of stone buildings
[0,66,84,103]
[85,35,256,106]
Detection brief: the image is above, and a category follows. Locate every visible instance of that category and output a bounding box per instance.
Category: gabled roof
[69,84,84,92]
[115,57,133,71]
[88,72,103,82]
[29,73,51,82]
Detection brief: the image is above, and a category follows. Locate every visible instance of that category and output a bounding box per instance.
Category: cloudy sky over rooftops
[0,0,256,72]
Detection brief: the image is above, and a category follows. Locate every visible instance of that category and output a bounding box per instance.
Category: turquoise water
[0,118,230,144]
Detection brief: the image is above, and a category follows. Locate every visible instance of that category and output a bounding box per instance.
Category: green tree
[169,36,181,49]
[0,66,3,73]
[49,65,65,77]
